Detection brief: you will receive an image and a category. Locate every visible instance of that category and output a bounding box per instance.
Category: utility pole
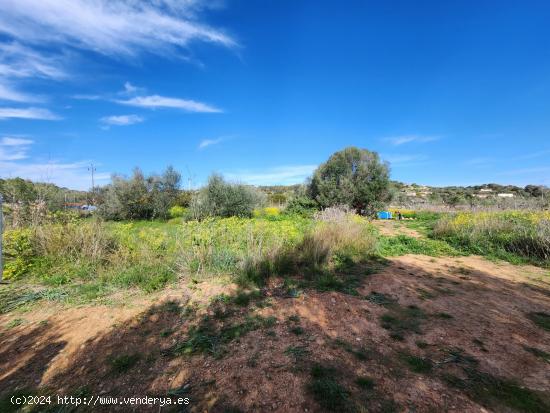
[88,163,96,204]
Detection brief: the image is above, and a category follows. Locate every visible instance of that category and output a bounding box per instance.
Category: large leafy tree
[308,147,391,215]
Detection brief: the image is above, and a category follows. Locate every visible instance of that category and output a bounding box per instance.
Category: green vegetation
[307,364,353,412]
[355,376,375,389]
[380,304,426,341]
[190,174,266,219]
[444,367,550,412]
[377,234,460,257]
[527,312,550,331]
[108,353,141,374]
[400,353,433,374]
[433,211,550,265]
[523,346,550,363]
[309,147,391,216]
[98,166,182,220]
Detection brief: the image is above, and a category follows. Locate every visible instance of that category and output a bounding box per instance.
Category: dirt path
[1,256,549,412]
[373,219,422,238]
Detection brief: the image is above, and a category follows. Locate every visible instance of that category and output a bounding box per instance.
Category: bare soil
[1,247,550,411]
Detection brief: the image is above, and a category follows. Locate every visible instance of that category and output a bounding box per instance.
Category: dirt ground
[1,224,550,412]
[372,219,422,238]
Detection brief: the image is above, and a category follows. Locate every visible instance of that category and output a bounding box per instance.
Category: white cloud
[0,135,33,161]
[117,95,222,113]
[72,94,101,101]
[198,137,225,149]
[0,42,68,80]
[0,107,61,120]
[0,0,237,58]
[225,165,317,186]
[1,136,33,146]
[0,83,42,102]
[100,114,144,126]
[384,135,439,146]
[123,82,139,94]
[382,154,428,165]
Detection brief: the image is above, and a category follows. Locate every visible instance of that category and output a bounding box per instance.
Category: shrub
[98,166,181,220]
[284,196,318,216]
[169,205,187,219]
[3,229,35,279]
[190,174,266,219]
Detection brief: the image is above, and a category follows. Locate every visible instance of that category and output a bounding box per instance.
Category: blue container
[377,211,392,220]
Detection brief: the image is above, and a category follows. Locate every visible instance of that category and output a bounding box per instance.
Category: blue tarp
[377,211,392,220]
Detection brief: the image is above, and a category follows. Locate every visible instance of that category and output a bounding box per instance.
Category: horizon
[1,1,550,190]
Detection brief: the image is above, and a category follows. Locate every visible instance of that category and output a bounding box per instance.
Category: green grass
[523,346,550,363]
[527,312,550,331]
[108,354,140,374]
[307,364,352,412]
[380,304,426,341]
[5,318,24,329]
[355,376,375,389]
[444,367,550,412]
[400,353,433,374]
[377,235,460,257]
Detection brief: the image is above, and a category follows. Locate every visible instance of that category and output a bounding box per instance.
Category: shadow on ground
[1,256,550,412]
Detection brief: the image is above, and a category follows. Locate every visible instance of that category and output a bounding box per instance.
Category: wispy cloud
[0,107,61,120]
[383,135,439,146]
[1,136,33,146]
[0,42,68,80]
[0,83,42,103]
[72,94,101,101]
[100,114,144,127]
[116,95,222,113]
[382,154,428,166]
[0,0,237,58]
[0,135,33,161]
[198,136,229,149]
[225,165,317,186]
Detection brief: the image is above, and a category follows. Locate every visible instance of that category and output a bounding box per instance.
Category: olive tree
[308,147,391,216]
[190,174,265,219]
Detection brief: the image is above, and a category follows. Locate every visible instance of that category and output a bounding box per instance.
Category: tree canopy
[308,147,391,215]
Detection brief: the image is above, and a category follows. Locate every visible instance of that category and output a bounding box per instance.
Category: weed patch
[108,354,140,374]
[527,312,550,331]
[307,364,353,412]
[380,304,426,340]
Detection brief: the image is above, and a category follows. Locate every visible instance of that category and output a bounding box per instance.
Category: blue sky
[0,0,549,190]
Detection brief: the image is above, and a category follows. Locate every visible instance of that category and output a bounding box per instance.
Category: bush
[190,174,266,219]
[284,196,318,216]
[3,229,35,279]
[169,205,187,219]
[98,166,181,220]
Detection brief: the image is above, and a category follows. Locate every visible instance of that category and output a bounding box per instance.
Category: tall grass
[433,211,550,264]
[4,219,177,294]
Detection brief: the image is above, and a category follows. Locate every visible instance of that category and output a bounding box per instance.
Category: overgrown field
[2,209,549,314]
[2,208,380,309]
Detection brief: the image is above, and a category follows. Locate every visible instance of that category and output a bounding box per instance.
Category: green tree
[308,147,391,216]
